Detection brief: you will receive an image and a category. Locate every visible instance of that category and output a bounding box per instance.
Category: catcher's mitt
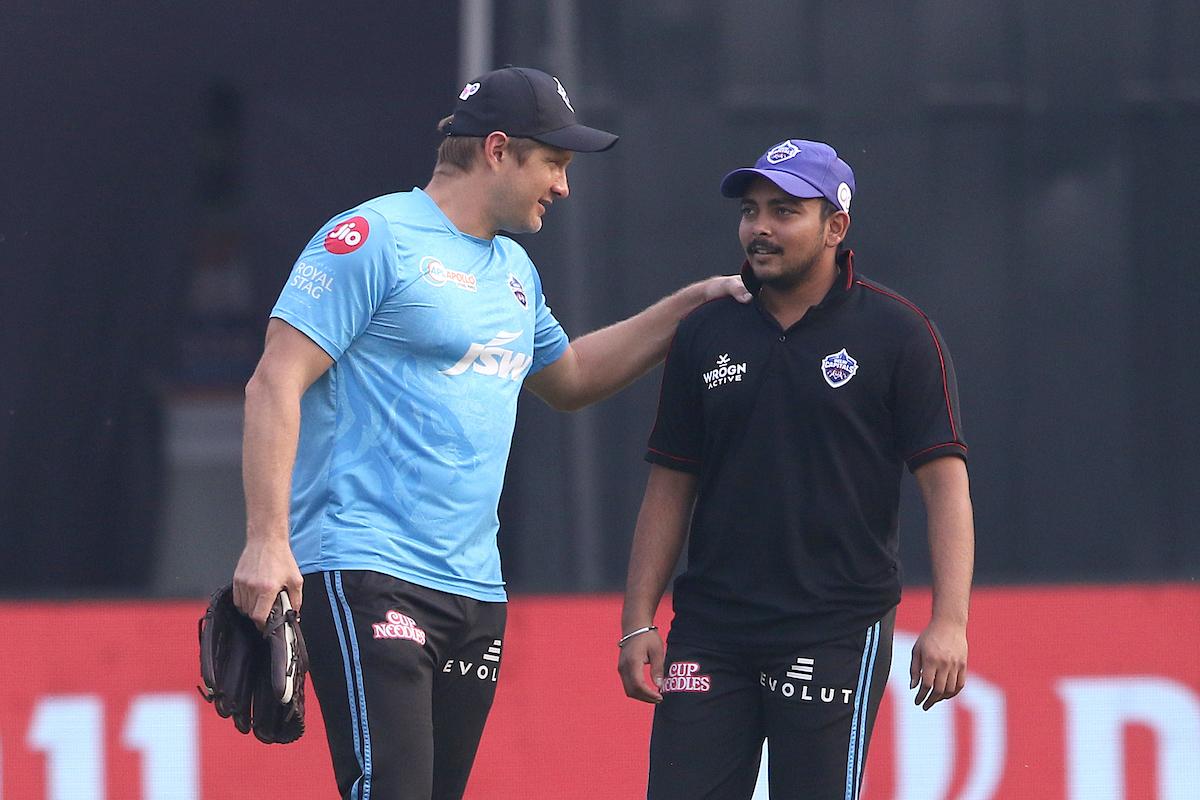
[198,584,309,744]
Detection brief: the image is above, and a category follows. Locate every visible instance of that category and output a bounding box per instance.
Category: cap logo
[821,348,859,388]
[766,141,801,164]
[459,82,480,101]
[553,76,575,112]
[837,182,852,212]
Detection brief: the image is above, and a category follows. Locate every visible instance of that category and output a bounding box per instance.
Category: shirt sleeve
[270,207,395,361]
[528,265,569,374]
[893,316,968,471]
[645,320,704,474]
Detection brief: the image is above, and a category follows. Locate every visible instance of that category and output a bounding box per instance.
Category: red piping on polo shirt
[854,281,960,443]
[647,446,701,465]
[908,441,968,462]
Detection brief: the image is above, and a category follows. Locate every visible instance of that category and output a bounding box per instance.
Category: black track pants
[303,570,506,800]
[648,609,894,800]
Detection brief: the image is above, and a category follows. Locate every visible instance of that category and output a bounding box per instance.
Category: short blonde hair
[434,115,541,173]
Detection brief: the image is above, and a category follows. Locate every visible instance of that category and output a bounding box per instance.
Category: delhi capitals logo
[766,140,800,164]
[507,273,528,308]
[821,348,859,388]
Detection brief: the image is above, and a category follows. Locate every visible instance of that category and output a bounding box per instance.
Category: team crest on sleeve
[324,216,369,255]
[507,273,528,308]
[821,348,859,387]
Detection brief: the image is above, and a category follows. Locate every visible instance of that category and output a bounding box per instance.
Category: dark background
[2,1,1198,596]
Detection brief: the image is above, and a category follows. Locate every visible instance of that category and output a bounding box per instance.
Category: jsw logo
[441,331,531,381]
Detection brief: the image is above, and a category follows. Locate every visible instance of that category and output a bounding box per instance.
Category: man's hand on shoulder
[699,274,753,305]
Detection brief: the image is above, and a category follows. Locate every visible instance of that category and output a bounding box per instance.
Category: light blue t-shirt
[271,188,569,601]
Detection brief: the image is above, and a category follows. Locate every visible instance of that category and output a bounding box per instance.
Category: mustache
[746,239,782,255]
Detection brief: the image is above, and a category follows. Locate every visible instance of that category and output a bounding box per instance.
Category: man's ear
[482,131,510,169]
[826,210,850,247]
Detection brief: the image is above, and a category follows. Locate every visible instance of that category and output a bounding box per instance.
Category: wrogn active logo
[703,353,748,389]
[441,331,532,381]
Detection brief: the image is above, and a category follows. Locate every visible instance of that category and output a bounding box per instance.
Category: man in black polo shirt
[617,139,975,799]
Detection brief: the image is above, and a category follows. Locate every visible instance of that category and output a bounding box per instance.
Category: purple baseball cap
[720,139,855,214]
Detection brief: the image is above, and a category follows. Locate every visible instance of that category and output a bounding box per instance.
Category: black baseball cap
[443,66,619,153]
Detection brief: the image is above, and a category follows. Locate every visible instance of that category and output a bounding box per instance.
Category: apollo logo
[441,331,531,381]
[421,256,477,292]
[459,81,480,101]
[324,216,369,255]
[703,353,748,389]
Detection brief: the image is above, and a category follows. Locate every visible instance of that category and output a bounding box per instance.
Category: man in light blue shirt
[233,66,749,800]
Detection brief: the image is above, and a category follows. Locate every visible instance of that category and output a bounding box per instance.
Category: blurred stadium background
[1,1,1197,798]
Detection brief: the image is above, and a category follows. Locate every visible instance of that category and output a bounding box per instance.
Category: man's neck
[423,172,496,239]
[759,255,839,330]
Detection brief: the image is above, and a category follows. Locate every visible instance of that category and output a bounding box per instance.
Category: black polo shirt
[647,251,967,651]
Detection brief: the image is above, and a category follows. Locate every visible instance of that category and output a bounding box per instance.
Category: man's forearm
[622,467,698,630]
[242,374,302,545]
[917,459,975,625]
[536,275,747,411]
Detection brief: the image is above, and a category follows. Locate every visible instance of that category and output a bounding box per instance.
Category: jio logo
[324,216,370,255]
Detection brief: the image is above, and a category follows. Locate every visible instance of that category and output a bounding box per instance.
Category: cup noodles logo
[324,216,370,255]
[372,610,426,644]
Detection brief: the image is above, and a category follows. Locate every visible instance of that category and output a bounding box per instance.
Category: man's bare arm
[525,275,749,411]
[618,465,699,703]
[233,318,333,627]
[909,456,975,710]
